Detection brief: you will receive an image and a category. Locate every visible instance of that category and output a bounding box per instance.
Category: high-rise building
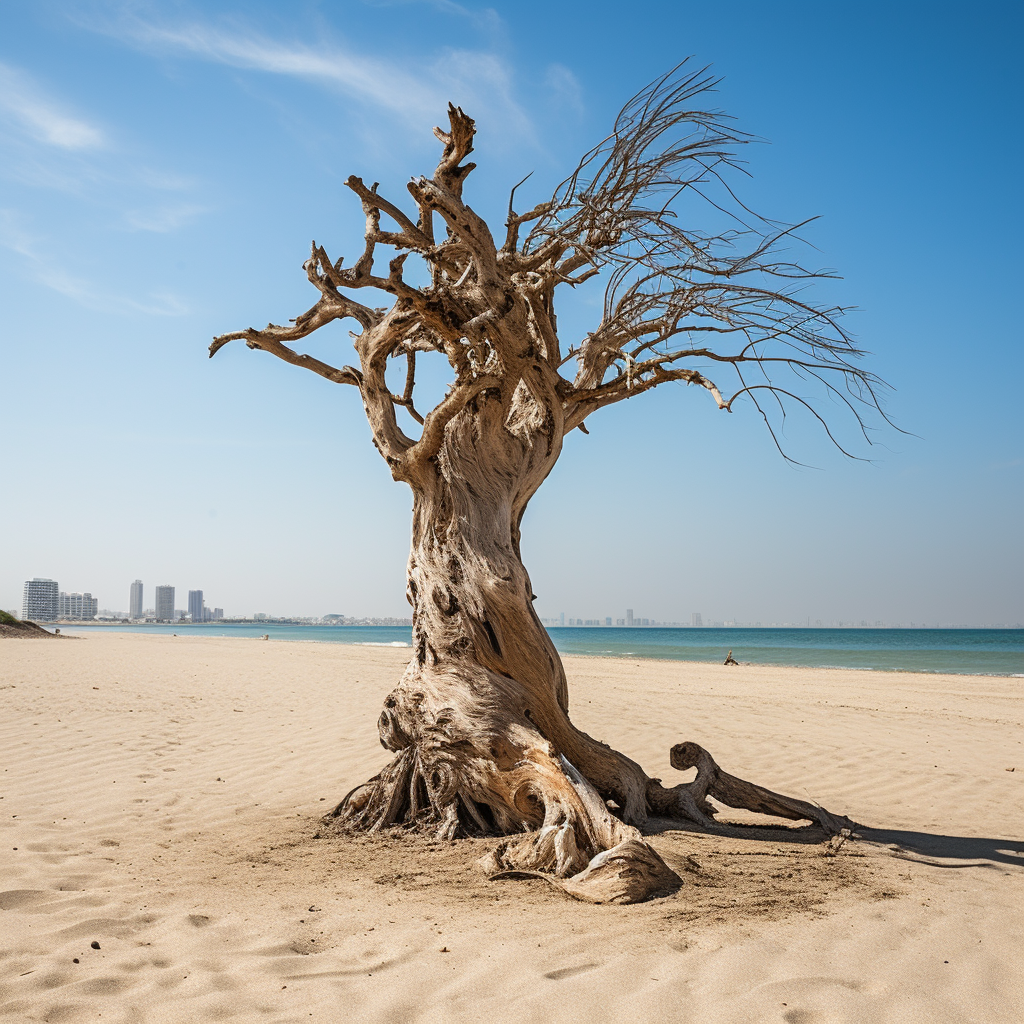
[691,612,703,627]
[22,578,59,622]
[58,592,98,619]
[155,585,175,621]
[559,612,564,626]
[212,608,223,620]
[130,580,143,620]
[626,608,634,627]
[188,590,204,623]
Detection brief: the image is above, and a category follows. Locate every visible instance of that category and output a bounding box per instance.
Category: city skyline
[8,573,1020,629]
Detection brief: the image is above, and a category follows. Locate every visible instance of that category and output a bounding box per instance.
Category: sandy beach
[1,633,1021,1023]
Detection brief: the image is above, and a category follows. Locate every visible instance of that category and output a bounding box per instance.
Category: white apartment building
[58,592,98,619]
[22,578,59,621]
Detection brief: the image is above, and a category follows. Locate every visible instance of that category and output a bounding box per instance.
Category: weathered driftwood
[214,65,880,903]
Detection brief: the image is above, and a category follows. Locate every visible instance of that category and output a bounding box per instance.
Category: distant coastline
[28,618,1021,630]
[56,623,1024,676]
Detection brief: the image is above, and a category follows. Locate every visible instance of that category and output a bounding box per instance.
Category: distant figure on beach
[724,650,739,665]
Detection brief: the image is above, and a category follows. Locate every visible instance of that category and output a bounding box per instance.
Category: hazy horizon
[7,579,1023,630]
[2,1,1021,627]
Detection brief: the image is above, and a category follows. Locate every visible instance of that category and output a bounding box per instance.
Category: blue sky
[1,0,1021,625]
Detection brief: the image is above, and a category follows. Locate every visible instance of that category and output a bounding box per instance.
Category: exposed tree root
[648,741,857,835]
[328,676,855,904]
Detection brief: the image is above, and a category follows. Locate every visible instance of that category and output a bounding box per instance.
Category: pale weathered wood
[215,65,877,902]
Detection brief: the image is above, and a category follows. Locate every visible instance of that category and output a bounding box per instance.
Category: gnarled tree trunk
[214,70,873,903]
[328,389,852,903]
[332,390,680,902]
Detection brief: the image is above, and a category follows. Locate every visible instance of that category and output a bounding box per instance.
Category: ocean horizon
[60,623,1024,677]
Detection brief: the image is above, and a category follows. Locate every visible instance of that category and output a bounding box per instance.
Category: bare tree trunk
[330,394,853,903]
[332,393,679,902]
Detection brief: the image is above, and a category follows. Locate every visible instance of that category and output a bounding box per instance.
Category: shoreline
[42,626,1024,678]
[29,619,1024,631]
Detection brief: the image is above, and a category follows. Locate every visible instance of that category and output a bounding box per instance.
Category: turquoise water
[62,623,1024,676]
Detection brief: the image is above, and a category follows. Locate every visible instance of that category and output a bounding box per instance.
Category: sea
[60,623,1024,677]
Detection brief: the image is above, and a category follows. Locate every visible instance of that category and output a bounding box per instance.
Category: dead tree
[212,64,876,903]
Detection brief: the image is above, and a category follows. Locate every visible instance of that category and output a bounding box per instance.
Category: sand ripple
[1,634,1021,1022]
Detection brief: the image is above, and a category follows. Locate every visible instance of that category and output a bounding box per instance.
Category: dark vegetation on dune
[0,611,59,638]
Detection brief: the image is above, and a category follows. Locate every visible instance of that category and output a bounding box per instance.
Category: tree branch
[215,65,893,480]
[345,175,434,251]
[412,372,500,463]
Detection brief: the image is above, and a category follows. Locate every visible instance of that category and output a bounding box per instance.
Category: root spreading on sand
[327,661,855,904]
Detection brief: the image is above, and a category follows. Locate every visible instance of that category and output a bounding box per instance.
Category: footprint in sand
[0,889,59,911]
[753,976,868,1024]
[544,962,602,981]
[78,976,133,996]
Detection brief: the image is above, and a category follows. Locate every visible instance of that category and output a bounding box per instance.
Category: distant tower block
[155,585,175,621]
[188,589,204,623]
[626,609,634,627]
[130,580,143,620]
[22,578,59,622]
[691,612,703,627]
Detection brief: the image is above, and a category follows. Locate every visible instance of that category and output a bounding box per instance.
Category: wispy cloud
[544,64,584,116]
[0,62,105,149]
[88,11,533,141]
[0,134,210,235]
[125,202,208,233]
[0,209,188,316]
[120,20,439,118]
[0,61,209,236]
[358,0,503,34]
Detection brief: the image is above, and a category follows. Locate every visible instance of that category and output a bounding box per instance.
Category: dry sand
[1,633,1021,1023]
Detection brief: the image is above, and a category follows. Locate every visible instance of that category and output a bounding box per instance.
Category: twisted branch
[212,63,893,479]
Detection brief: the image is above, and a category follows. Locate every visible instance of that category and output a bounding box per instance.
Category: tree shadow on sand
[645,816,1024,871]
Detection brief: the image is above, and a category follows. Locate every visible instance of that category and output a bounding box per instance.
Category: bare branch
[209,290,363,387]
[508,60,892,455]
[345,175,433,250]
[390,349,424,425]
[413,372,500,463]
[216,65,893,481]
[433,103,477,198]
[564,362,726,433]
